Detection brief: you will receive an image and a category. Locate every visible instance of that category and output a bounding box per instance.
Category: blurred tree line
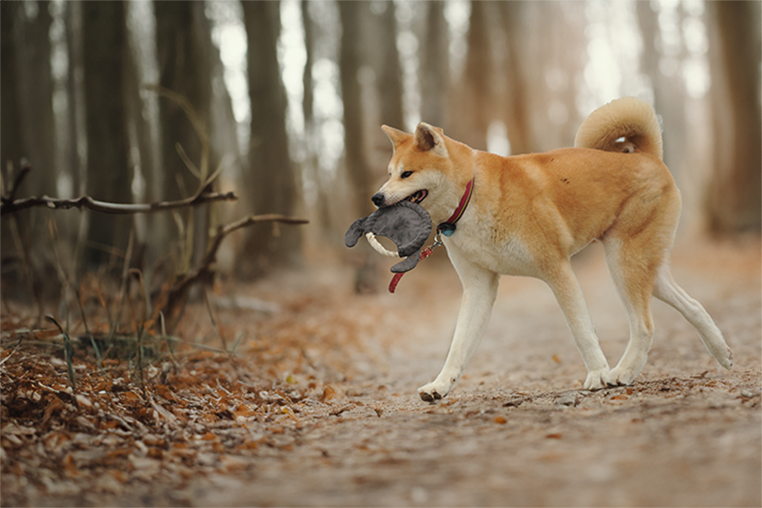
[1,0,759,302]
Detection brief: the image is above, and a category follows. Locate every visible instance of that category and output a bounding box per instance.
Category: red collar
[437,178,474,236]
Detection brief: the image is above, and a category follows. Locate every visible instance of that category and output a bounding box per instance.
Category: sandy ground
[3,237,760,506]
[188,239,760,507]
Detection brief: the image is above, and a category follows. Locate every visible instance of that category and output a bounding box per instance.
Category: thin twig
[150,213,308,333]
[1,158,31,202]
[7,215,41,322]
[159,311,179,369]
[0,337,24,367]
[175,142,201,180]
[107,228,135,350]
[203,287,228,351]
[49,220,91,336]
[196,214,309,287]
[45,315,76,391]
[143,84,209,147]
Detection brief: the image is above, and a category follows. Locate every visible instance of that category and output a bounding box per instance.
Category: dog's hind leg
[418,244,499,402]
[544,261,612,390]
[602,235,660,386]
[653,262,733,369]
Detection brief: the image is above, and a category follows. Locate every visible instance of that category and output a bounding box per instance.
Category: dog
[371,97,733,402]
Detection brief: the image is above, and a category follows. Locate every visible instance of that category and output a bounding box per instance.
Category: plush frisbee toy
[345,201,434,291]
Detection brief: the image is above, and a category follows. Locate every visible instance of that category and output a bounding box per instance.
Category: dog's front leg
[418,252,499,402]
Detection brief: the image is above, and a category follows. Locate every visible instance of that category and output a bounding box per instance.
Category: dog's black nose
[371,193,385,207]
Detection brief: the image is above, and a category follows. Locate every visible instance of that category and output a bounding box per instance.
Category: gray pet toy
[344,200,433,275]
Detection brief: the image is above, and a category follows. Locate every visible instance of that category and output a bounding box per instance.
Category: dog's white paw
[583,369,612,390]
[710,343,734,370]
[418,378,455,403]
[606,365,640,387]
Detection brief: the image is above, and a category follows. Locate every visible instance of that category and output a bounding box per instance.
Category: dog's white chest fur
[445,215,539,278]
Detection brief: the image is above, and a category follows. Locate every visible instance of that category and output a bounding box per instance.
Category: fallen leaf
[62,453,79,477]
[320,385,337,403]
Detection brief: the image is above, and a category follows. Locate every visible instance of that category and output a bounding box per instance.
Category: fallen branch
[1,191,237,216]
[2,157,232,216]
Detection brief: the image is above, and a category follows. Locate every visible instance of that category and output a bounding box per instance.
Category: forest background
[1,0,759,299]
[0,1,760,506]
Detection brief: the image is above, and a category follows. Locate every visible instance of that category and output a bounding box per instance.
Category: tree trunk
[64,0,85,200]
[705,1,762,234]
[1,1,25,177]
[338,1,380,293]
[375,1,404,131]
[0,1,28,292]
[365,1,404,188]
[498,2,531,155]
[14,0,58,199]
[154,1,217,275]
[636,1,687,186]
[420,0,450,130]
[453,1,493,151]
[239,0,301,278]
[300,0,332,235]
[82,1,133,270]
[338,1,371,211]
[154,1,214,201]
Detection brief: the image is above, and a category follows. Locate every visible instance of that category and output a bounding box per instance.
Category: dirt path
[187,240,760,507]
[2,239,760,506]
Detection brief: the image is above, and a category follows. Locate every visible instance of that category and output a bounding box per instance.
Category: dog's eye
[400,171,413,179]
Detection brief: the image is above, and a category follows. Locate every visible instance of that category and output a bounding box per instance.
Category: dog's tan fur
[374,97,732,402]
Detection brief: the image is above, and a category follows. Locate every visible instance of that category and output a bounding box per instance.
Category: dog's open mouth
[405,190,428,205]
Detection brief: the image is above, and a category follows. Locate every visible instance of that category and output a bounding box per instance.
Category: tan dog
[372,97,733,402]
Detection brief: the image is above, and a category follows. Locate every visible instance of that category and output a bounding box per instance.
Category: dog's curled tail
[574,97,663,160]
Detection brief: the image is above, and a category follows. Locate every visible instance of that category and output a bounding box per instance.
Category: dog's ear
[415,122,448,156]
[381,125,410,150]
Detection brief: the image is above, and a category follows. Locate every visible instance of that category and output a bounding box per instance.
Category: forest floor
[1,236,760,507]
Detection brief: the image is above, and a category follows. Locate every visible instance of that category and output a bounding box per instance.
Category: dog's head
[372,123,470,225]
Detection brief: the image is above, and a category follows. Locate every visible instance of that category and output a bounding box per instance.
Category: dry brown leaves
[0,277,381,506]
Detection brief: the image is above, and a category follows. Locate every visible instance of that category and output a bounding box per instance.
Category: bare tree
[1,1,26,177]
[338,1,371,212]
[338,1,383,292]
[153,1,218,278]
[240,0,301,277]
[636,1,687,188]
[63,1,85,201]
[154,2,214,203]
[364,1,405,190]
[452,0,493,151]
[497,2,532,155]
[82,1,133,270]
[374,1,405,132]
[705,1,761,234]
[14,0,58,199]
[420,1,450,130]
[1,1,27,285]
[300,0,332,236]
